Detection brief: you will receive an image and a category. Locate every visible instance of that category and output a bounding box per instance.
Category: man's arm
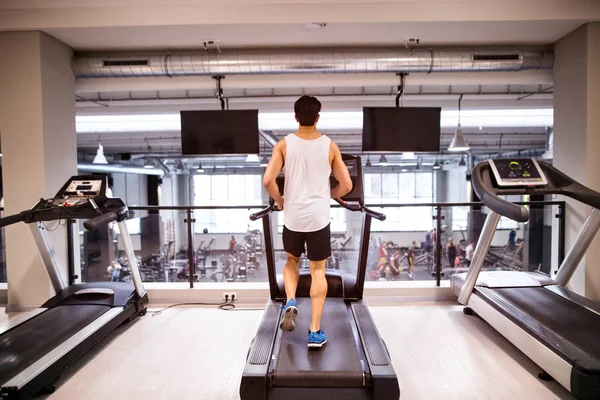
[263,140,285,210]
[330,142,353,199]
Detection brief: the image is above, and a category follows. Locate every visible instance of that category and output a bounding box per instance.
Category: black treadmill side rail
[352,302,400,400]
[240,300,281,399]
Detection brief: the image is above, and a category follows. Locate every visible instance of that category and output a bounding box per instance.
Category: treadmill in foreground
[0,175,148,399]
[240,154,400,400]
[452,158,600,399]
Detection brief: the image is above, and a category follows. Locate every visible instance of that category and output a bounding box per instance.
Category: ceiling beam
[1,1,598,29]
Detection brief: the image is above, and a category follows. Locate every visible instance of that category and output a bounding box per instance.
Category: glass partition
[438,204,563,281]
[365,206,436,282]
[70,201,566,288]
[274,209,358,277]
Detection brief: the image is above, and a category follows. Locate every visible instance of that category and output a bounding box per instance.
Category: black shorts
[283,224,331,261]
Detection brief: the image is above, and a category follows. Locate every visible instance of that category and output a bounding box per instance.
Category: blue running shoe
[308,330,327,348]
[280,299,298,331]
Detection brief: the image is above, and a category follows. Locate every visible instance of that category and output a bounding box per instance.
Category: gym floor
[2,303,573,400]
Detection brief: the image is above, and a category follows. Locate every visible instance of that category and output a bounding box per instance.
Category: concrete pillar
[553,22,600,299]
[0,32,77,310]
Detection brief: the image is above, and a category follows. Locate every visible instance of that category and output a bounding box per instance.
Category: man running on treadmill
[263,95,352,348]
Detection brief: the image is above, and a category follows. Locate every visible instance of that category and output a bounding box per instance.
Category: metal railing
[62,200,565,288]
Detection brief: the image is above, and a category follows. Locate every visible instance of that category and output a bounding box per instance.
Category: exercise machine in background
[452,159,600,399]
[0,176,147,399]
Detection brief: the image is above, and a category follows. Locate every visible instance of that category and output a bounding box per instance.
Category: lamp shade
[449,125,470,152]
[93,143,108,164]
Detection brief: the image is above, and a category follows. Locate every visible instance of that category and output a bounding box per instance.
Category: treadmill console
[488,158,548,187]
[52,176,108,207]
[343,158,358,176]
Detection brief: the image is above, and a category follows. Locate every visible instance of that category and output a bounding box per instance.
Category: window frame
[365,172,434,232]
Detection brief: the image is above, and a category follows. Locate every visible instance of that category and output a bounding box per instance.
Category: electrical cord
[151,301,232,316]
[219,295,265,311]
[150,296,266,316]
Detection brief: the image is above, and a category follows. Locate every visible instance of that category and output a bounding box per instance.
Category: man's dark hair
[294,95,321,126]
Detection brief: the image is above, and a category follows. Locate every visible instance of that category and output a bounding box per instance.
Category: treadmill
[240,154,400,400]
[0,175,148,399]
[452,158,600,400]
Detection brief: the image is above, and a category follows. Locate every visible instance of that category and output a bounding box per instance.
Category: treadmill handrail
[471,163,530,222]
[83,207,126,231]
[0,211,29,228]
[249,203,279,221]
[334,198,386,221]
[472,160,600,220]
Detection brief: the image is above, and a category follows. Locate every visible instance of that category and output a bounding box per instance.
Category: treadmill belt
[272,298,366,388]
[481,286,600,372]
[0,305,110,384]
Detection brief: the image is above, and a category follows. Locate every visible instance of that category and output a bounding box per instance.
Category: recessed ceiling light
[302,23,327,32]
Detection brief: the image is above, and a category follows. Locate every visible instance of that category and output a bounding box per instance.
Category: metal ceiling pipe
[72,48,553,78]
[259,130,278,147]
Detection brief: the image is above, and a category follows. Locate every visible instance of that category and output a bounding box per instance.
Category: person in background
[508,229,516,251]
[465,240,475,266]
[447,239,457,269]
[408,240,418,279]
[229,235,237,254]
[107,260,122,282]
[424,231,432,254]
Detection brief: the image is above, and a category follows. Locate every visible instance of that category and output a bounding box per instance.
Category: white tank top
[283,133,332,232]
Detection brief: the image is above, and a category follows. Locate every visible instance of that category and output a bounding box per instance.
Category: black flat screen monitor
[362,107,441,152]
[180,110,260,155]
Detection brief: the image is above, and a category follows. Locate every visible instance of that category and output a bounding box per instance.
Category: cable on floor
[151,301,232,316]
[150,298,266,316]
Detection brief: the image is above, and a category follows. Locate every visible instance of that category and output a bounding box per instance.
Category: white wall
[112,173,148,206]
[444,167,469,203]
[0,32,77,309]
[553,23,597,297]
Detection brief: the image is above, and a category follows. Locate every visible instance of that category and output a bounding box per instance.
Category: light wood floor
[2,304,573,400]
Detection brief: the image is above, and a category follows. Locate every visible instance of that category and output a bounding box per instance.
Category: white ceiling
[1,0,587,161]
[45,20,583,51]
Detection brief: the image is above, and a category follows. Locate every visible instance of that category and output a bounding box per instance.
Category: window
[497,195,520,230]
[452,207,469,232]
[452,208,518,233]
[365,172,434,231]
[193,175,263,233]
[112,218,140,235]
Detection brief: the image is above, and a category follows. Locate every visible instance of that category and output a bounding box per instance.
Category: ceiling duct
[72,48,553,78]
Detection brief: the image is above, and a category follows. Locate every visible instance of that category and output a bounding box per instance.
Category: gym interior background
[1,1,600,399]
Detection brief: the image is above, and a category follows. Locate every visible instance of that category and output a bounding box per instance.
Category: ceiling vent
[473,54,521,62]
[103,59,149,67]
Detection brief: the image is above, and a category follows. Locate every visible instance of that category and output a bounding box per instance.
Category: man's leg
[305,224,331,343]
[283,253,300,302]
[280,227,303,331]
[309,259,327,332]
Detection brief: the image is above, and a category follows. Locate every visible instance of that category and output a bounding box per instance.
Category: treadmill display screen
[489,159,547,186]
